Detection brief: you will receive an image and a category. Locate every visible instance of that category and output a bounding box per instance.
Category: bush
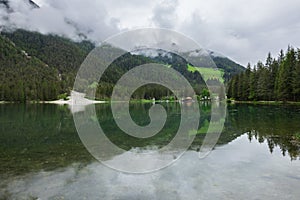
[57,93,69,100]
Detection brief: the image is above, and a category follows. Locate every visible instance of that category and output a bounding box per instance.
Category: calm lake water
[0,103,300,199]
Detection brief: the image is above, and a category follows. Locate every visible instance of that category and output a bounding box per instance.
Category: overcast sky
[1,0,300,66]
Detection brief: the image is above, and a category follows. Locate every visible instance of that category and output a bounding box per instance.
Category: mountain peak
[0,0,39,11]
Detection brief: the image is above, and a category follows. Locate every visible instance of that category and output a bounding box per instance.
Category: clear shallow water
[0,103,300,199]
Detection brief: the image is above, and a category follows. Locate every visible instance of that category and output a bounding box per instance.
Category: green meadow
[187,64,225,83]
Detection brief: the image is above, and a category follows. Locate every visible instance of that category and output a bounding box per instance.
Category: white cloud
[1,0,300,65]
[151,0,179,29]
[1,0,120,42]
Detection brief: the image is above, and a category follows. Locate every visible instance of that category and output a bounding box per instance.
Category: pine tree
[278,49,285,64]
[227,75,238,99]
[269,58,279,100]
[256,61,269,100]
[266,52,272,68]
[237,73,244,100]
[277,47,296,101]
[292,49,300,101]
[249,66,257,100]
[228,47,300,102]
[242,63,251,100]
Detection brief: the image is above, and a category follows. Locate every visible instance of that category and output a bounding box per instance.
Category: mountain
[28,0,39,8]
[133,48,245,82]
[3,29,94,73]
[133,49,245,83]
[0,33,61,101]
[211,55,245,81]
[2,29,95,99]
[0,0,39,10]
[0,29,245,101]
[0,0,10,9]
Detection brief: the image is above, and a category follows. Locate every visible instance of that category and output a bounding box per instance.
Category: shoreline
[229,100,300,106]
[3,99,300,106]
[0,99,107,105]
[44,99,106,105]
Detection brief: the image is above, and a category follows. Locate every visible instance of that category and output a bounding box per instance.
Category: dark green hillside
[0,34,61,102]
[2,30,94,73]
[2,30,95,93]
[212,56,245,82]
[94,52,206,100]
[0,29,245,101]
[138,49,245,83]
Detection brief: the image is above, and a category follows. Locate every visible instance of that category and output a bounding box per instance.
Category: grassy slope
[187,64,225,83]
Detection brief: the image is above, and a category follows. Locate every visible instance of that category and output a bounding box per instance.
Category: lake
[1,103,300,199]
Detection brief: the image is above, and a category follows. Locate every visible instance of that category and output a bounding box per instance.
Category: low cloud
[0,0,120,42]
[152,0,178,29]
[1,0,300,65]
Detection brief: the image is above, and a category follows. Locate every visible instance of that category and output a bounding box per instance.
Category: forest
[0,29,244,102]
[0,34,61,101]
[227,47,300,102]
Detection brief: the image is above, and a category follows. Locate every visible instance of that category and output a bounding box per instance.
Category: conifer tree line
[227,47,300,101]
[0,29,245,102]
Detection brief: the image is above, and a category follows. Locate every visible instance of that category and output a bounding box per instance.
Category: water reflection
[0,104,94,177]
[0,103,300,199]
[1,104,300,175]
[1,135,300,200]
[226,104,300,160]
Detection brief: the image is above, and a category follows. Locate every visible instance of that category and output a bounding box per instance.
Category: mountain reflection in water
[0,103,300,199]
